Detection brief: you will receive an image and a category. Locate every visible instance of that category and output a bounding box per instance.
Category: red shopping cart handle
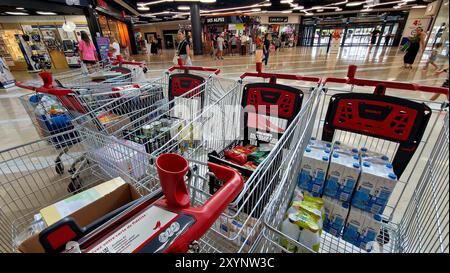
[111,54,147,67]
[16,71,72,96]
[325,65,449,96]
[168,66,221,75]
[240,72,321,85]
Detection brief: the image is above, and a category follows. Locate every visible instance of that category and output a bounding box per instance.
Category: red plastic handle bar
[325,65,449,96]
[16,82,72,96]
[111,55,146,67]
[168,66,221,75]
[240,72,322,84]
[157,161,243,253]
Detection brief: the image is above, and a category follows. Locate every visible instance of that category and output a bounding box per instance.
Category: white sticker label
[87,206,178,253]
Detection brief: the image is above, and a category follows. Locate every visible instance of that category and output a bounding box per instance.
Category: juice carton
[343,207,382,252]
[352,160,398,215]
[298,146,331,196]
[323,196,350,237]
[323,149,361,203]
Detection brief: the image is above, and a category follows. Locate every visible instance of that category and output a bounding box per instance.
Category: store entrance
[163,30,179,50]
[343,25,377,47]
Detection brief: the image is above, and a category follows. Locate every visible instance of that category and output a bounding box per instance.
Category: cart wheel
[55,158,64,175]
[377,227,390,245]
[67,176,82,194]
[143,67,148,73]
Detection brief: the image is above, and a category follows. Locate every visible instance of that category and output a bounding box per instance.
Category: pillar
[190,3,203,55]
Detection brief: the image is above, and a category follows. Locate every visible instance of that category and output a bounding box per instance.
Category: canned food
[142,124,154,137]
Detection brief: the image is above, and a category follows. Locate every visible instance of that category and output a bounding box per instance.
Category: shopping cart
[0,129,243,253]
[16,65,223,193]
[17,57,149,142]
[257,65,449,253]
[100,71,321,253]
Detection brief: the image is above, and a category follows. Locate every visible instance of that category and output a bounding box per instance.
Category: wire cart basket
[257,65,449,254]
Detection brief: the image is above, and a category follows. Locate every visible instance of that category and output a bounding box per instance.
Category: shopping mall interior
[0,0,448,256]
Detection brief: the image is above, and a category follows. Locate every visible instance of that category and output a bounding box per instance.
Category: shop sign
[236,24,245,31]
[269,17,288,23]
[206,17,226,24]
[229,24,236,31]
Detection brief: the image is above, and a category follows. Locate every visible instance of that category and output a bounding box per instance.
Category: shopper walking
[262,33,272,67]
[403,27,426,69]
[230,35,237,56]
[78,31,98,73]
[157,35,163,55]
[240,33,248,55]
[175,30,192,66]
[150,37,158,55]
[110,37,121,59]
[423,43,442,71]
[217,34,225,60]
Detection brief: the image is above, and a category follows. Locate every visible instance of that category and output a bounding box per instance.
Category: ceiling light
[16,7,24,10]
[316,9,324,12]
[36,11,57,15]
[199,0,216,3]
[411,5,427,8]
[335,7,343,11]
[137,6,150,11]
[280,0,293,3]
[6,11,29,15]
[293,5,305,10]
[281,10,293,13]
[346,1,365,7]
[178,5,190,11]
[263,3,272,6]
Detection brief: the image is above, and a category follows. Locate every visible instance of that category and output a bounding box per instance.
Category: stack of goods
[215,207,261,252]
[29,94,78,146]
[342,148,397,250]
[280,193,325,253]
[297,138,332,196]
[293,138,399,252]
[124,118,184,155]
[223,145,271,171]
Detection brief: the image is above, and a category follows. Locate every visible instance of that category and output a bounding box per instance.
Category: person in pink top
[78,31,98,71]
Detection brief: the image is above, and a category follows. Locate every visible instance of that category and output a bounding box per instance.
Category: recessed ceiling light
[346,1,365,7]
[316,9,324,12]
[5,11,29,15]
[280,0,293,3]
[16,7,24,10]
[178,5,190,11]
[137,6,150,11]
[36,11,57,15]
[281,10,293,13]
[411,5,427,9]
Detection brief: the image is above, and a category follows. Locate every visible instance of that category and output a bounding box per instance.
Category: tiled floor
[0,45,448,253]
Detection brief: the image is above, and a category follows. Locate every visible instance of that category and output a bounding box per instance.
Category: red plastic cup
[177,57,183,66]
[156,154,190,208]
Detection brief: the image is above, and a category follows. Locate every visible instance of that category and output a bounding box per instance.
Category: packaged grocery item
[359,147,390,165]
[343,207,382,251]
[323,147,361,203]
[323,196,349,237]
[294,206,321,253]
[352,160,398,215]
[243,161,258,170]
[298,145,331,196]
[333,140,360,155]
[224,149,248,165]
[308,137,333,151]
[280,213,300,252]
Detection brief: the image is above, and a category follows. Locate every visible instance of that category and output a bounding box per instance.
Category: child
[423,43,442,71]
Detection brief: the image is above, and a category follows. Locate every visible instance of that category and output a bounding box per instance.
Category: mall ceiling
[130,0,432,23]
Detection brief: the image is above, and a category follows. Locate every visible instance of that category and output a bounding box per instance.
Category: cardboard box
[40,177,127,226]
[352,160,398,215]
[323,147,361,203]
[18,180,142,253]
[342,207,382,251]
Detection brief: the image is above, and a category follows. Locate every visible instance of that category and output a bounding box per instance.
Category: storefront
[94,0,137,56]
[425,0,449,55]
[0,16,93,72]
[258,15,300,46]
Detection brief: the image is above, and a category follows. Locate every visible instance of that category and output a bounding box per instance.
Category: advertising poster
[0,57,16,89]
[96,36,110,61]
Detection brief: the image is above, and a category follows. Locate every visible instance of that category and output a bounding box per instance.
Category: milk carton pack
[323,145,361,203]
[308,137,333,151]
[343,207,382,251]
[333,141,360,156]
[298,145,331,196]
[323,196,349,237]
[359,147,390,164]
[352,160,398,215]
